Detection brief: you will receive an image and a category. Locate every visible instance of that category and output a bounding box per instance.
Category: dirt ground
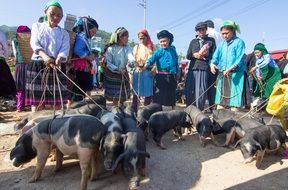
[0,103,288,190]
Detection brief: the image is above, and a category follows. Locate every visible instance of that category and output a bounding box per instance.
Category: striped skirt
[104,68,130,102]
[25,60,68,106]
[14,63,27,90]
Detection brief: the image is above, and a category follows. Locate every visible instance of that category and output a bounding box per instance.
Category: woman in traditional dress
[68,16,98,106]
[0,30,16,99]
[12,25,31,111]
[210,20,246,111]
[131,29,155,111]
[144,30,178,109]
[27,0,70,112]
[104,27,134,106]
[250,43,282,99]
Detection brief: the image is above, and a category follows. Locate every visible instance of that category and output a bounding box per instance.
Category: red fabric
[72,58,89,71]
[138,29,154,51]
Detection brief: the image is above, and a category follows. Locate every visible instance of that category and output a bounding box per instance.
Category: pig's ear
[99,136,105,151]
[121,134,127,145]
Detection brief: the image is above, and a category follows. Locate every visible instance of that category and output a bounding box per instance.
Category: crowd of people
[0,0,287,114]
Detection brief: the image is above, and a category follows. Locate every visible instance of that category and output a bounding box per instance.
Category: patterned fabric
[26,60,67,106]
[72,17,98,39]
[109,27,128,45]
[104,68,130,101]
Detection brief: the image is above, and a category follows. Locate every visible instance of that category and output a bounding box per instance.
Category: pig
[97,110,124,170]
[10,115,107,190]
[112,117,150,190]
[69,94,106,109]
[212,109,265,146]
[235,124,287,168]
[14,103,106,133]
[136,103,162,140]
[148,110,193,149]
[185,105,218,146]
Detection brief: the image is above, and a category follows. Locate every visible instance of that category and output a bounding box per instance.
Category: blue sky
[1,0,287,55]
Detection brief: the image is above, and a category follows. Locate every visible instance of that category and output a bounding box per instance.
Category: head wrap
[138,29,154,50]
[157,30,174,45]
[72,16,99,39]
[254,43,269,55]
[16,25,31,33]
[195,22,207,31]
[44,0,62,21]
[109,27,128,45]
[221,20,241,34]
[204,20,214,28]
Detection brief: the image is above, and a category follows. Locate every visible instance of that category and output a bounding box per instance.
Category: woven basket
[17,33,33,63]
[17,30,76,64]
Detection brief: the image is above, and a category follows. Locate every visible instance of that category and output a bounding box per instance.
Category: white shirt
[30,22,70,61]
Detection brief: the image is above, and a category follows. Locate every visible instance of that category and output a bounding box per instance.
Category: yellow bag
[266,78,288,118]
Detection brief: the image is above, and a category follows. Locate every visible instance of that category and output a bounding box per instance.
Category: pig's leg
[255,150,266,169]
[54,148,64,172]
[78,148,93,190]
[29,141,50,183]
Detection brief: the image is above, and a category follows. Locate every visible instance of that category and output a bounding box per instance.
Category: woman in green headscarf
[26,0,70,112]
[250,43,282,99]
[210,20,246,111]
[104,27,135,106]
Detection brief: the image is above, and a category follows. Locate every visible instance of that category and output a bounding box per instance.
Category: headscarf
[254,43,269,55]
[157,30,174,45]
[16,25,31,33]
[109,27,128,45]
[221,20,241,34]
[138,29,154,50]
[72,16,99,39]
[44,0,62,21]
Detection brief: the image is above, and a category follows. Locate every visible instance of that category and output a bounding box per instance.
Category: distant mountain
[0,25,17,40]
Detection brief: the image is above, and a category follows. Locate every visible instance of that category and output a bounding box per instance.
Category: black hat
[195,22,207,31]
[157,30,174,45]
[204,20,214,28]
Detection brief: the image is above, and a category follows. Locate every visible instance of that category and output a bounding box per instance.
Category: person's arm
[55,29,70,65]
[210,44,221,74]
[186,40,194,60]
[30,23,53,64]
[73,36,95,62]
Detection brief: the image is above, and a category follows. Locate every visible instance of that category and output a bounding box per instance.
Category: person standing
[185,22,216,111]
[0,30,16,99]
[104,27,134,106]
[210,20,246,111]
[67,16,99,107]
[131,29,155,111]
[144,30,178,109]
[204,20,221,45]
[250,43,282,99]
[12,25,31,111]
[27,0,70,112]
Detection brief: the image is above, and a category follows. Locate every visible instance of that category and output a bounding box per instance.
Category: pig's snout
[129,176,140,190]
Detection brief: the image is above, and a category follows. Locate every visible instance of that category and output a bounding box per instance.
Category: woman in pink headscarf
[132,29,155,111]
